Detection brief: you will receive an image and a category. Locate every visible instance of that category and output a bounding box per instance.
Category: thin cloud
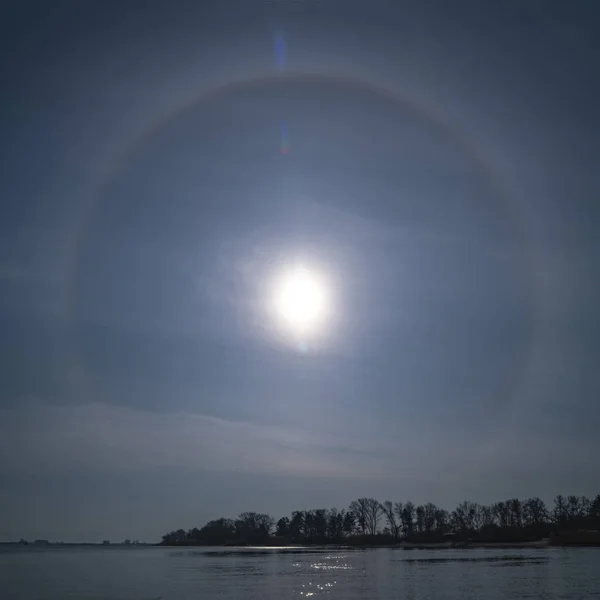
[0,401,392,479]
[1,398,596,505]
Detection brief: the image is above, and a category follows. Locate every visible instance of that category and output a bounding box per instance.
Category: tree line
[161,493,600,546]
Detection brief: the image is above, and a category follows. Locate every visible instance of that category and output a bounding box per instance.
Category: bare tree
[566,496,583,522]
[493,501,510,528]
[380,501,400,539]
[366,498,382,535]
[472,504,485,531]
[346,498,381,535]
[479,505,495,529]
[327,508,344,540]
[591,495,600,517]
[401,502,415,537]
[313,509,328,540]
[434,508,449,534]
[415,505,425,533]
[289,511,304,540]
[553,495,568,526]
[349,498,369,535]
[580,496,591,518]
[255,513,275,535]
[304,510,315,541]
[506,498,523,529]
[233,512,274,543]
[276,517,290,537]
[452,501,481,533]
[423,503,437,534]
[343,511,355,536]
[523,497,548,528]
[393,502,404,531]
[590,495,600,529]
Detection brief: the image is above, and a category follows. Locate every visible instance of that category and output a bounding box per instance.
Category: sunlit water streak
[1,545,599,600]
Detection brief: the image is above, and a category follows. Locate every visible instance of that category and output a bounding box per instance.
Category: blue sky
[1,0,599,542]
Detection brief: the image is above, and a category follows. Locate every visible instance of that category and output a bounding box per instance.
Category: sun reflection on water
[311,562,352,570]
[292,554,350,597]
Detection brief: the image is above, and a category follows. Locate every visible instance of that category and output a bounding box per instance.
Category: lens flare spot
[274,30,287,69]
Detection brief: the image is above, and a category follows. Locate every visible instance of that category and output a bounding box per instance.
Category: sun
[272,265,330,337]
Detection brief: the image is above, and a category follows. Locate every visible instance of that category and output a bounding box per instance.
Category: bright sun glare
[273,265,330,337]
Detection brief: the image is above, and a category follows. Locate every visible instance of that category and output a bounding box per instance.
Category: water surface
[1,545,599,600]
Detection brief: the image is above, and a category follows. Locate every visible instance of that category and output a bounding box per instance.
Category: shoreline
[159,538,600,549]
[402,540,550,549]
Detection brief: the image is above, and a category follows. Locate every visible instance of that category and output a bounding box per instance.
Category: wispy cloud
[2,397,597,505]
[0,401,394,479]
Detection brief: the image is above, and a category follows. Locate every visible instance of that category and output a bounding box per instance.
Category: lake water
[1,546,599,600]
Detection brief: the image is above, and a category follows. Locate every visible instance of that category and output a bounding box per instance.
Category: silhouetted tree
[508,498,523,529]
[393,503,403,533]
[304,510,315,541]
[523,498,548,528]
[235,512,274,543]
[590,495,600,528]
[161,491,600,546]
[365,498,381,535]
[580,496,591,519]
[327,508,345,540]
[423,503,437,534]
[400,502,415,538]
[289,511,304,541]
[275,517,289,537]
[198,518,235,544]
[415,505,425,534]
[314,509,328,541]
[434,507,449,534]
[478,505,498,540]
[380,501,400,539]
[566,495,585,525]
[479,505,495,528]
[342,511,355,536]
[553,495,568,527]
[161,529,186,544]
[452,501,480,534]
[493,501,510,529]
[349,499,369,535]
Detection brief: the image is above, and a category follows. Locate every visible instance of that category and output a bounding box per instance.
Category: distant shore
[0,542,153,548]
[161,495,600,549]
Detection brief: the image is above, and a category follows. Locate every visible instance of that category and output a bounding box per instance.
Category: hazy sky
[1,0,599,542]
